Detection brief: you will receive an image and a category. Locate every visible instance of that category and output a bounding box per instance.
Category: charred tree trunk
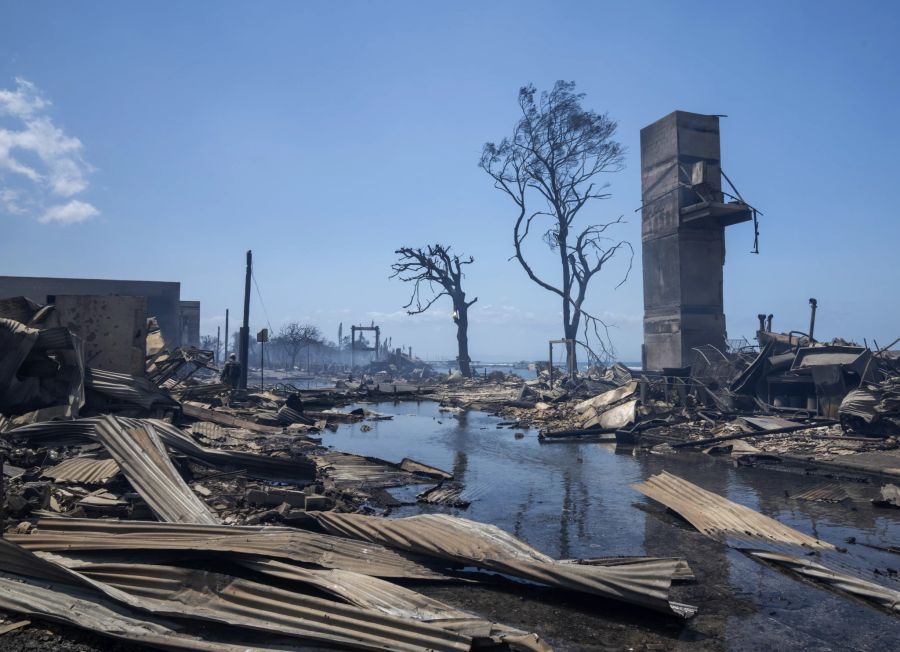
[454,296,472,377]
[391,244,478,377]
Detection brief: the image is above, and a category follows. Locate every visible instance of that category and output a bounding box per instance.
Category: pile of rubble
[1,296,719,650]
[421,338,900,479]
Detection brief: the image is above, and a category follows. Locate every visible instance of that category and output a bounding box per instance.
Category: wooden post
[224,309,229,359]
[548,341,554,389]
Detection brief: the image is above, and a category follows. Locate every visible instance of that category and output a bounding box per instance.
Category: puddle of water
[320,399,900,650]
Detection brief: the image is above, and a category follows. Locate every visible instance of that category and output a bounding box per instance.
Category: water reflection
[321,400,900,649]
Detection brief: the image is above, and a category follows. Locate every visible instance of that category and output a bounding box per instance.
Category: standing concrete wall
[641,111,750,371]
[0,276,183,346]
[178,300,201,348]
[54,295,147,375]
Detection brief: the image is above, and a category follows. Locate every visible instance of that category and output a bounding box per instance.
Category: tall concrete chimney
[640,111,752,371]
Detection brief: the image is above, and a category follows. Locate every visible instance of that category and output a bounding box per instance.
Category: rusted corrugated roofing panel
[312,512,696,618]
[13,518,447,580]
[631,471,835,549]
[94,415,219,525]
[41,457,120,484]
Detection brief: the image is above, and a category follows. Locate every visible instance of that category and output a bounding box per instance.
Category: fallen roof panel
[746,549,900,615]
[13,518,448,580]
[94,415,219,525]
[41,456,120,484]
[631,471,835,550]
[311,512,696,618]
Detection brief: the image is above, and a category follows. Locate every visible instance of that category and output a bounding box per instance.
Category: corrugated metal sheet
[48,554,548,651]
[0,540,452,651]
[12,518,447,580]
[57,560,473,651]
[791,483,849,503]
[143,418,316,484]
[631,471,835,550]
[0,574,245,652]
[85,368,179,411]
[313,451,448,489]
[746,550,900,614]
[41,457,120,484]
[94,415,219,525]
[312,512,696,618]
[5,416,316,484]
[0,538,475,652]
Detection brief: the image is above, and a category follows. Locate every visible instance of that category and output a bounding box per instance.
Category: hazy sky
[1,1,898,361]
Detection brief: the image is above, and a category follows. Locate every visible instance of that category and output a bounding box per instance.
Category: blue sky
[1,1,898,361]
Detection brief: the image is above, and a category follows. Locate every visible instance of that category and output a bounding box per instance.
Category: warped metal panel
[312,513,696,618]
[0,575,253,652]
[0,540,459,652]
[791,484,849,503]
[5,416,315,484]
[746,550,900,615]
[94,415,219,525]
[85,368,179,411]
[137,418,316,484]
[313,451,447,489]
[13,518,447,580]
[41,457,120,484]
[59,561,473,652]
[631,471,835,550]
[49,555,549,651]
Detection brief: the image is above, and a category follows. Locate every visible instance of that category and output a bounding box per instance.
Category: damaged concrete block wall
[640,112,753,372]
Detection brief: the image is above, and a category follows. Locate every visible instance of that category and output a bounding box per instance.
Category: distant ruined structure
[640,111,754,371]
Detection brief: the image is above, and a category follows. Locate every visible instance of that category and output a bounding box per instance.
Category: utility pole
[215,326,220,364]
[239,250,252,389]
[224,309,229,359]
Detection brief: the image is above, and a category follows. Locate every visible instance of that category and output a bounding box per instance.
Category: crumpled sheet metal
[11,518,447,580]
[43,558,475,652]
[40,456,120,484]
[0,574,258,652]
[313,451,450,489]
[632,471,835,550]
[574,381,638,415]
[4,416,316,484]
[0,539,473,652]
[85,367,179,411]
[311,512,697,618]
[47,554,549,652]
[94,415,219,525]
[745,550,900,615]
[0,316,84,421]
[791,483,849,503]
[146,418,317,484]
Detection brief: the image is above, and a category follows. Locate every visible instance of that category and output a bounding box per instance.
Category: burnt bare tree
[277,322,321,370]
[479,81,632,368]
[391,245,477,376]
